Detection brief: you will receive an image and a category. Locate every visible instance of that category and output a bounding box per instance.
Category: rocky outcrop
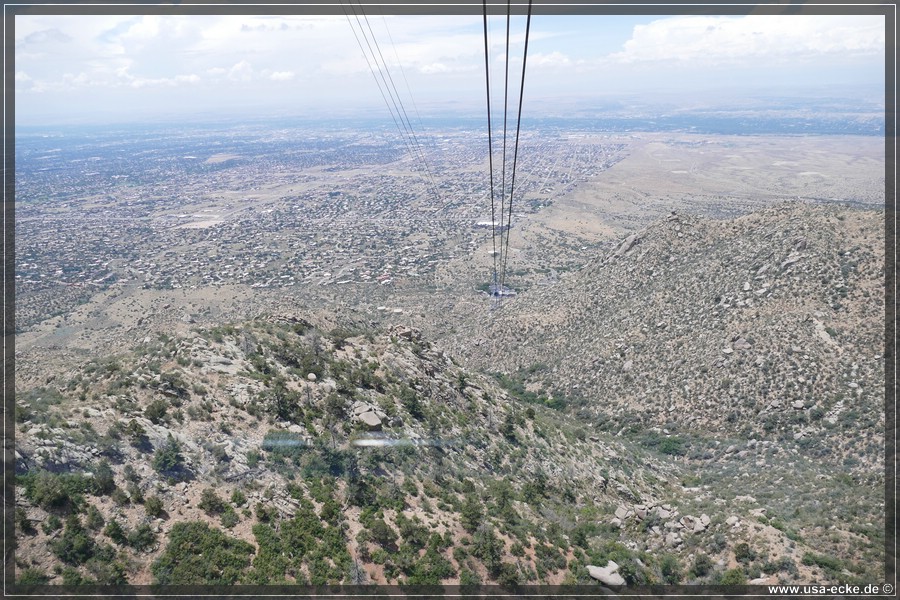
[587,561,626,586]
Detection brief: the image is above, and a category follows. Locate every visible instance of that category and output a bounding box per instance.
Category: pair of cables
[483,0,533,304]
[341,1,443,206]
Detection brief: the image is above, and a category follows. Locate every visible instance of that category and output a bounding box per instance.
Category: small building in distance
[488,283,517,297]
[474,220,510,230]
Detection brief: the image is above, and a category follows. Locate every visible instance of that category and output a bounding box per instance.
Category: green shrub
[126,419,152,451]
[406,547,457,585]
[104,519,128,545]
[691,553,713,577]
[471,525,503,576]
[733,542,755,563]
[111,488,130,506]
[459,567,481,586]
[497,561,520,586]
[152,434,186,478]
[802,552,843,576]
[84,556,127,585]
[145,496,164,518]
[52,516,96,565]
[127,481,144,504]
[151,521,254,584]
[42,514,63,534]
[145,399,168,424]
[255,502,277,523]
[16,508,35,534]
[61,566,87,586]
[92,460,116,495]
[127,524,158,552]
[719,568,747,585]
[368,519,397,549]
[762,556,798,575]
[245,523,290,585]
[17,568,50,585]
[659,553,683,584]
[19,471,93,512]
[460,494,483,534]
[198,488,226,515]
[221,507,239,529]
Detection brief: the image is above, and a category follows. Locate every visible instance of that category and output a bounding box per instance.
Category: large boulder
[587,561,625,586]
[358,411,382,431]
[615,234,639,257]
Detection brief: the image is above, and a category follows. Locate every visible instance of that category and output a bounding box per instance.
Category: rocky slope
[451,203,885,470]
[14,307,881,587]
[13,318,671,587]
[436,202,886,585]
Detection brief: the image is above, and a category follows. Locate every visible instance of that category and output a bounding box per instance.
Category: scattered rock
[732,337,752,350]
[664,532,682,547]
[781,253,803,269]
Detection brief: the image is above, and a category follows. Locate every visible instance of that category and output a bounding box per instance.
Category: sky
[14,10,886,126]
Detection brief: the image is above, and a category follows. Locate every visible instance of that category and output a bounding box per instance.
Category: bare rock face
[587,561,626,586]
[358,411,382,431]
[611,233,640,259]
[390,324,421,341]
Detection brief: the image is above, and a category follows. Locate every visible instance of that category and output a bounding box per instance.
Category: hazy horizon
[15,11,886,127]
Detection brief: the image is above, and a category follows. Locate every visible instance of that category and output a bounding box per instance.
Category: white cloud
[268,71,295,81]
[228,60,253,82]
[21,28,71,45]
[63,72,91,86]
[419,62,476,75]
[130,73,200,89]
[15,71,32,82]
[529,51,572,68]
[118,15,161,44]
[610,15,884,66]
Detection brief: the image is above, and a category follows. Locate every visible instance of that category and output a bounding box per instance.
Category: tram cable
[482,0,500,294]
[482,0,533,305]
[498,0,532,298]
[342,1,443,205]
